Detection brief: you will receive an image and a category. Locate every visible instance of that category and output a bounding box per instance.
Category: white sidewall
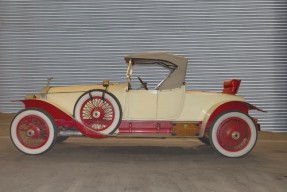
[11,110,55,155]
[211,112,257,157]
[74,91,121,135]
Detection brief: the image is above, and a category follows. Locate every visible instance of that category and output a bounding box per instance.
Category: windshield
[126,59,133,89]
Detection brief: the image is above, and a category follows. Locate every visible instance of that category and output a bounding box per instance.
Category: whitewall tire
[209,111,257,158]
[74,90,122,135]
[10,109,56,155]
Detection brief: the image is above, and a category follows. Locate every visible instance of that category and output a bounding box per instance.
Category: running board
[108,133,199,138]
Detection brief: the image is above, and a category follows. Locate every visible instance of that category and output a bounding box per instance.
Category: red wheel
[209,111,257,157]
[10,109,56,155]
[74,90,122,135]
[80,96,115,131]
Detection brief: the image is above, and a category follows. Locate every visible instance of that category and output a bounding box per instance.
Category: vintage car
[10,52,264,157]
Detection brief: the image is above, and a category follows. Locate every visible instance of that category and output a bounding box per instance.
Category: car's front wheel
[209,111,257,158]
[10,109,57,155]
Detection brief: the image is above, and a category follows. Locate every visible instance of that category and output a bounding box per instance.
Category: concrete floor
[0,113,286,192]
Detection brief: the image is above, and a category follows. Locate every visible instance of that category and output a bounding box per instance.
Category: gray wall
[0,0,286,132]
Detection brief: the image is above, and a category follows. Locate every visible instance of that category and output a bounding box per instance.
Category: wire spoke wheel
[17,115,50,149]
[80,96,115,131]
[74,90,122,135]
[10,109,56,155]
[209,111,257,158]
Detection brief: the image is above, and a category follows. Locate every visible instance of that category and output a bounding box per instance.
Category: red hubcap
[16,115,50,149]
[80,96,115,131]
[217,117,251,152]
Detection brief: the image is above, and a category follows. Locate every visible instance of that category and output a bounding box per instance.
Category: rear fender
[17,99,106,138]
[199,101,265,137]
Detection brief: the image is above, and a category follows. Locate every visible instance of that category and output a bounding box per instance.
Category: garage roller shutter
[0,0,286,132]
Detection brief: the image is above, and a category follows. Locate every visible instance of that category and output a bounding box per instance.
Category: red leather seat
[223,79,241,95]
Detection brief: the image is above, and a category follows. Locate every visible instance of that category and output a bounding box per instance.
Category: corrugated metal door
[0,0,286,132]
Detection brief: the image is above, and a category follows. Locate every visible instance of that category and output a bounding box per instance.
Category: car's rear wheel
[10,109,56,155]
[74,90,122,135]
[209,111,257,158]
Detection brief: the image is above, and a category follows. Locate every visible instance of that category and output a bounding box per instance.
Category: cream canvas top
[124,52,188,90]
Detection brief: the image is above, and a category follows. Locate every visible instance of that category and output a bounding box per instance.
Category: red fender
[18,99,107,139]
[200,101,265,137]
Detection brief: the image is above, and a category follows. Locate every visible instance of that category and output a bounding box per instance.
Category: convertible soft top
[124,52,188,90]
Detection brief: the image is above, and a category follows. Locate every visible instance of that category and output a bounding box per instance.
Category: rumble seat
[222,79,241,95]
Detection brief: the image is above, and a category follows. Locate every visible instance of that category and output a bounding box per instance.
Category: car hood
[45,83,127,94]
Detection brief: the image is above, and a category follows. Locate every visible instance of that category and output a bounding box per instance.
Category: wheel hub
[27,129,35,137]
[26,124,41,138]
[91,107,105,119]
[231,131,240,140]
[92,110,101,118]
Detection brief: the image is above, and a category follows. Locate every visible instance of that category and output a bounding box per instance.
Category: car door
[157,86,185,119]
[126,89,158,120]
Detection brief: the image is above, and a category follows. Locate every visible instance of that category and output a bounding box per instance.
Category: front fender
[199,101,265,137]
[17,99,106,138]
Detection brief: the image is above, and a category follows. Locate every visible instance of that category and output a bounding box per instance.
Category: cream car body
[45,84,245,122]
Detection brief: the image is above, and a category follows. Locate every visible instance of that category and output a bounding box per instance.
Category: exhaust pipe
[58,130,83,137]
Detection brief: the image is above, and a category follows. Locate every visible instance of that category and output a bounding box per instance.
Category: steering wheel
[137,77,148,90]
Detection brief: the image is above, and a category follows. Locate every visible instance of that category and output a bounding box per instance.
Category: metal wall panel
[0,0,286,132]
